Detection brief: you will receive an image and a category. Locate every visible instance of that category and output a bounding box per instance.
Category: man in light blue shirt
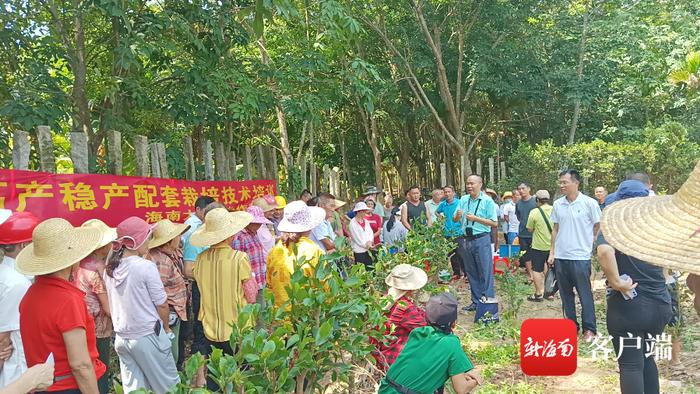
[548,169,601,341]
[436,185,464,279]
[453,175,498,310]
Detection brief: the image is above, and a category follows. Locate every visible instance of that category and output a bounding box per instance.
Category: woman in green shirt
[378,293,482,394]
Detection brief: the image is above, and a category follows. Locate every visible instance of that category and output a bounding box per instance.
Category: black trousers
[449,236,465,277]
[354,252,373,270]
[607,293,672,394]
[191,282,208,356]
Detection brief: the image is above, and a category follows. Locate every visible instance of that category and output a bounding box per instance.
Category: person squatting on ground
[454,175,499,312]
[104,217,179,394]
[378,292,481,394]
[373,264,428,371]
[547,169,601,341]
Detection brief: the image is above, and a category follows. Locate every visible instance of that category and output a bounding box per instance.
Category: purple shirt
[103,255,167,339]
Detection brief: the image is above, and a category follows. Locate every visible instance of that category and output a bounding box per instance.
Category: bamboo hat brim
[81,219,118,249]
[601,161,700,275]
[385,263,428,299]
[17,218,102,275]
[149,220,190,249]
[189,209,253,247]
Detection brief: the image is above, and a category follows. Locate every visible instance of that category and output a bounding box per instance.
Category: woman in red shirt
[364,199,384,246]
[17,218,107,394]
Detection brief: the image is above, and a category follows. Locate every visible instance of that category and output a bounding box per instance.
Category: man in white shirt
[547,169,602,342]
[0,211,38,388]
[501,192,520,245]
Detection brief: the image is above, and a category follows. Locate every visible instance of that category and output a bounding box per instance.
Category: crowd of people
[1,166,700,394]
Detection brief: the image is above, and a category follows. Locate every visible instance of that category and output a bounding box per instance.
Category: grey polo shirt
[551,192,601,260]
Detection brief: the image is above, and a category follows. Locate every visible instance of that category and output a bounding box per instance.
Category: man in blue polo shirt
[454,175,498,311]
[436,185,464,280]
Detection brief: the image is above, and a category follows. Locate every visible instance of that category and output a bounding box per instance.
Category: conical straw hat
[385,264,428,301]
[16,218,102,275]
[81,219,118,249]
[189,208,252,247]
[601,160,700,275]
[149,219,191,249]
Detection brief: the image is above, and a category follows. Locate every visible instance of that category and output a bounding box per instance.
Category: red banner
[0,169,276,227]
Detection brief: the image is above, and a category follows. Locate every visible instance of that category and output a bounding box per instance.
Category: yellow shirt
[526,204,554,251]
[193,244,252,342]
[266,237,324,308]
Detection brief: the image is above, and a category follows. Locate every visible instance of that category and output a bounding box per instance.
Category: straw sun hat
[385,264,428,301]
[148,219,190,249]
[601,160,700,275]
[190,208,253,247]
[81,219,118,248]
[16,218,102,276]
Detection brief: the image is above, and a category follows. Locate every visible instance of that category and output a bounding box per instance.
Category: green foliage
[495,270,531,322]
[205,250,386,393]
[508,122,700,194]
[373,218,456,293]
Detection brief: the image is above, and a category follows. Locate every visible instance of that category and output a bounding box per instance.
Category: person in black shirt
[515,183,536,278]
[597,180,671,394]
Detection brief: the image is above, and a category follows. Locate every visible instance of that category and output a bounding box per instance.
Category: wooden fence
[11,127,507,199]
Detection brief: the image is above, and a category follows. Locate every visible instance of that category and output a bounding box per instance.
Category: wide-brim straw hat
[81,219,118,249]
[251,197,276,213]
[333,199,347,210]
[385,264,428,301]
[190,208,253,247]
[277,200,325,233]
[601,160,700,275]
[149,219,190,249]
[16,218,102,275]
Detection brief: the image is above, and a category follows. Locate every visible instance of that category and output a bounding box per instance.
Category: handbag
[544,267,559,298]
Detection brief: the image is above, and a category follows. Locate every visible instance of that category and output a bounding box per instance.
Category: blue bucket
[499,244,521,258]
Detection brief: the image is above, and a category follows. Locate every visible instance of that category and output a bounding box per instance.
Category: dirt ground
[452,272,700,394]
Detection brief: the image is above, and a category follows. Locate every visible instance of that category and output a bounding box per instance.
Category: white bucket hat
[277,200,325,233]
[385,264,428,301]
[353,202,371,212]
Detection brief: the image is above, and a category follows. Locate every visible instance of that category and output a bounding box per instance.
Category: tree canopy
[1,0,699,196]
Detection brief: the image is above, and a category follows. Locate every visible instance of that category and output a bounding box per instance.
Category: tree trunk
[567,10,590,145]
[339,129,352,200]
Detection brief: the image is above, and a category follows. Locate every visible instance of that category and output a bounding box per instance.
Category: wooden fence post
[107,130,122,175]
[300,157,307,190]
[256,145,266,180]
[134,135,149,176]
[440,163,447,187]
[476,158,482,176]
[70,132,89,174]
[183,136,196,180]
[149,142,162,178]
[12,130,30,170]
[202,139,214,181]
[158,143,168,177]
[36,126,56,173]
[229,147,238,181]
[331,167,340,196]
[244,145,253,180]
[310,163,317,194]
[460,155,466,193]
[323,164,330,191]
[500,161,506,182]
[488,157,495,186]
[214,142,229,180]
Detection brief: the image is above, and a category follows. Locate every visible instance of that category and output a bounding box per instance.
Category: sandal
[527,294,543,302]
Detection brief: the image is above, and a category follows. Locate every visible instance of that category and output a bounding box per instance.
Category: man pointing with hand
[454,175,498,311]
